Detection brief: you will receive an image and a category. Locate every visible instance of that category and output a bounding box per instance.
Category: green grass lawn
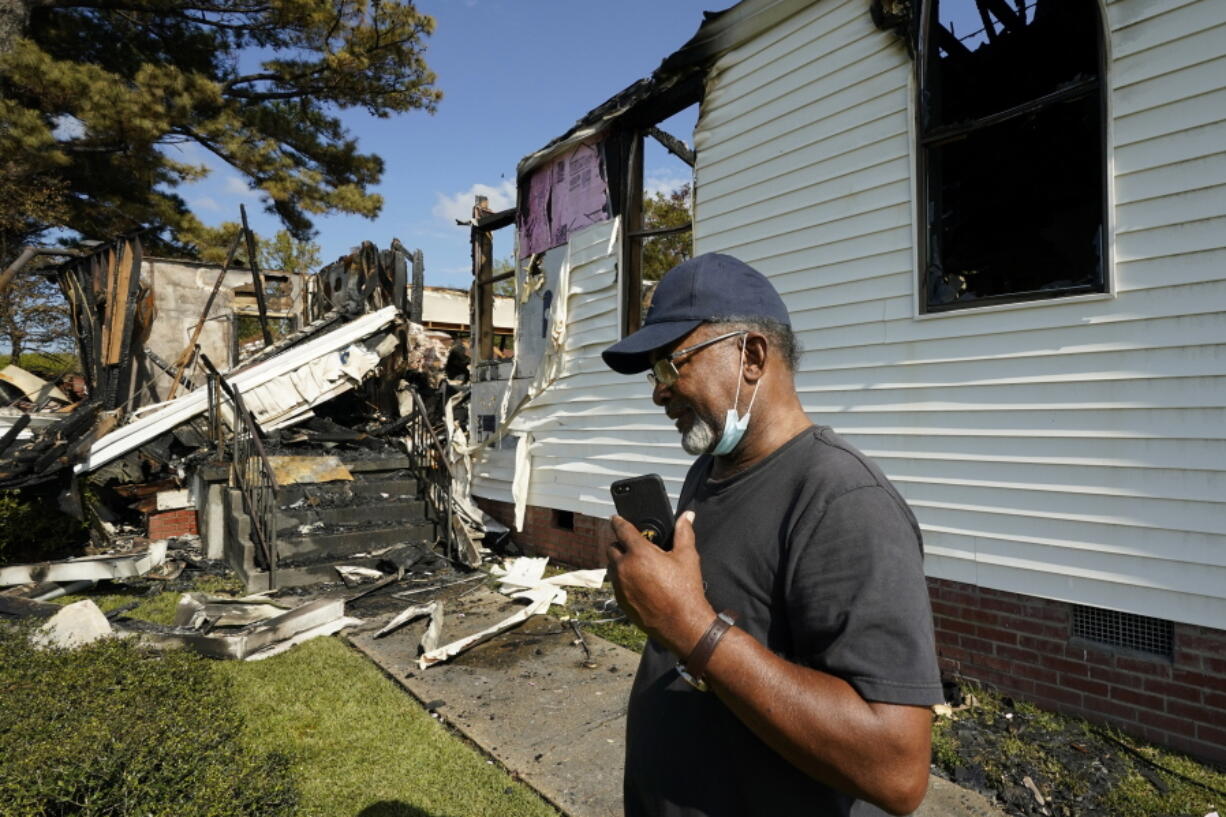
[46,578,558,817]
[219,637,557,817]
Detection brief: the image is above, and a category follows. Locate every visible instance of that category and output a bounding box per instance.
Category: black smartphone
[610,474,675,550]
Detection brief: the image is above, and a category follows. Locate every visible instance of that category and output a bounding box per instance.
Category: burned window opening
[620,114,699,336]
[917,0,1107,312]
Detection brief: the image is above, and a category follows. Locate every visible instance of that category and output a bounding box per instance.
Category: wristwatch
[675,609,738,692]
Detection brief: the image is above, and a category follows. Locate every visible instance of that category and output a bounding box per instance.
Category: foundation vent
[1072,605,1173,659]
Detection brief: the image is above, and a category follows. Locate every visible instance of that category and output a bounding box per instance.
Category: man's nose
[651,379,670,406]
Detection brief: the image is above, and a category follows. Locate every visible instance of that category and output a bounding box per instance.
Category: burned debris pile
[1,231,497,661]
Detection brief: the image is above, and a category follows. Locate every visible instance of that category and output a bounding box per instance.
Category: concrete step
[277,499,426,532]
[237,554,387,592]
[343,454,411,473]
[277,477,417,506]
[275,522,436,559]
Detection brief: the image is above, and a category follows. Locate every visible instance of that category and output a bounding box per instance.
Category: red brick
[1115,655,1172,678]
[1010,662,1053,683]
[1092,697,1139,723]
[938,645,970,662]
[1205,690,1226,710]
[1110,685,1165,711]
[979,655,1013,673]
[1006,617,1060,638]
[933,631,959,651]
[1018,634,1064,655]
[1024,604,1069,623]
[930,600,961,618]
[1176,630,1226,654]
[1173,650,1204,671]
[1006,677,1037,696]
[1088,665,1145,689]
[995,644,1039,664]
[1143,676,1203,703]
[979,596,1025,616]
[1166,699,1223,725]
[1061,674,1109,697]
[938,616,977,636]
[1039,653,1090,677]
[1174,668,1226,693]
[148,509,198,539]
[976,624,1020,645]
[1139,711,1197,738]
[960,636,993,655]
[1203,655,1226,677]
[943,589,981,608]
[1196,721,1226,747]
[1032,682,1083,709]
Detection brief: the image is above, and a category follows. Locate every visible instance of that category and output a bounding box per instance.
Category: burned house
[0,230,482,616]
[460,0,1226,765]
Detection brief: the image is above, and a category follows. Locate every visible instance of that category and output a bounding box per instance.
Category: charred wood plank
[112,237,143,412]
[628,222,692,239]
[0,414,31,458]
[240,204,274,347]
[646,126,695,167]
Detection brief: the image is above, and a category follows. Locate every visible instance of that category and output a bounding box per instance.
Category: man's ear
[743,333,768,381]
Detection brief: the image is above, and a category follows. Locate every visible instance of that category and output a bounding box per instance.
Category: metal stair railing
[202,355,279,586]
[403,388,454,562]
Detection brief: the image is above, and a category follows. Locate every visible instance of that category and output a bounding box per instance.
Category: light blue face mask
[711,339,762,457]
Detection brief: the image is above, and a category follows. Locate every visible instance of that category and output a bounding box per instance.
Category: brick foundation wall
[147,508,199,540]
[930,578,1226,766]
[476,498,608,568]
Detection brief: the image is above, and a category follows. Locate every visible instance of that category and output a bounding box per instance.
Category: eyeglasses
[646,330,747,387]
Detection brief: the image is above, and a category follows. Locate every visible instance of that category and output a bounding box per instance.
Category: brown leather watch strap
[683,609,738,685]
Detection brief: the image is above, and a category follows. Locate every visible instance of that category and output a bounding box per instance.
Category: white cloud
[224,175,262,200]
[644,168,692,198]
[432,179,515,225]
[192,196,221,212]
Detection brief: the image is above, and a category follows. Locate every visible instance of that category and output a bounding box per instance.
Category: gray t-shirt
[624,426,943,817]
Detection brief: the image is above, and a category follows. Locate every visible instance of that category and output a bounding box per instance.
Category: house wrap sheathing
[467,0,1226,764]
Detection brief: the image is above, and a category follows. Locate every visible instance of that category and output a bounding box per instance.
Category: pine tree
[0,0,441,247]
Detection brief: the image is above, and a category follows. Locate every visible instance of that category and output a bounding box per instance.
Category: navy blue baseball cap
[602,253,790,374]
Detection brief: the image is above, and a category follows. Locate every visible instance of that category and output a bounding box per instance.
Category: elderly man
[601,253,943,817]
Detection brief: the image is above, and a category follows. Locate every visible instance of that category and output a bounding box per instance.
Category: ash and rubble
[0,227,517,662]
[930,684,1226,817]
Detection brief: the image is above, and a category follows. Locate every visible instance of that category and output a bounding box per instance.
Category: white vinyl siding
[690,0,1226,629]
[470,220,694,514]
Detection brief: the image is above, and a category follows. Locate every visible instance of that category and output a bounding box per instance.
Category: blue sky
[175,1,724,289]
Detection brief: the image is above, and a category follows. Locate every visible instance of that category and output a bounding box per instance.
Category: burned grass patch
[931,683,1226,817]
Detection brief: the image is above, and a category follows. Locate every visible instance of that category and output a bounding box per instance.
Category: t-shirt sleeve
[785,485,944,706]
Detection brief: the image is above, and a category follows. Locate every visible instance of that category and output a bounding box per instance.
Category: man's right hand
[606,510,715,660]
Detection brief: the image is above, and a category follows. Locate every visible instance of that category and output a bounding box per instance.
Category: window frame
[913,0,1113,316]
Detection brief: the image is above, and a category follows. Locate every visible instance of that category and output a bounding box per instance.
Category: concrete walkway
[346,583,1005,817]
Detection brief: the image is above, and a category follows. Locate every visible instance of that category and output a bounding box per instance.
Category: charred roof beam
[647,126,695,167]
